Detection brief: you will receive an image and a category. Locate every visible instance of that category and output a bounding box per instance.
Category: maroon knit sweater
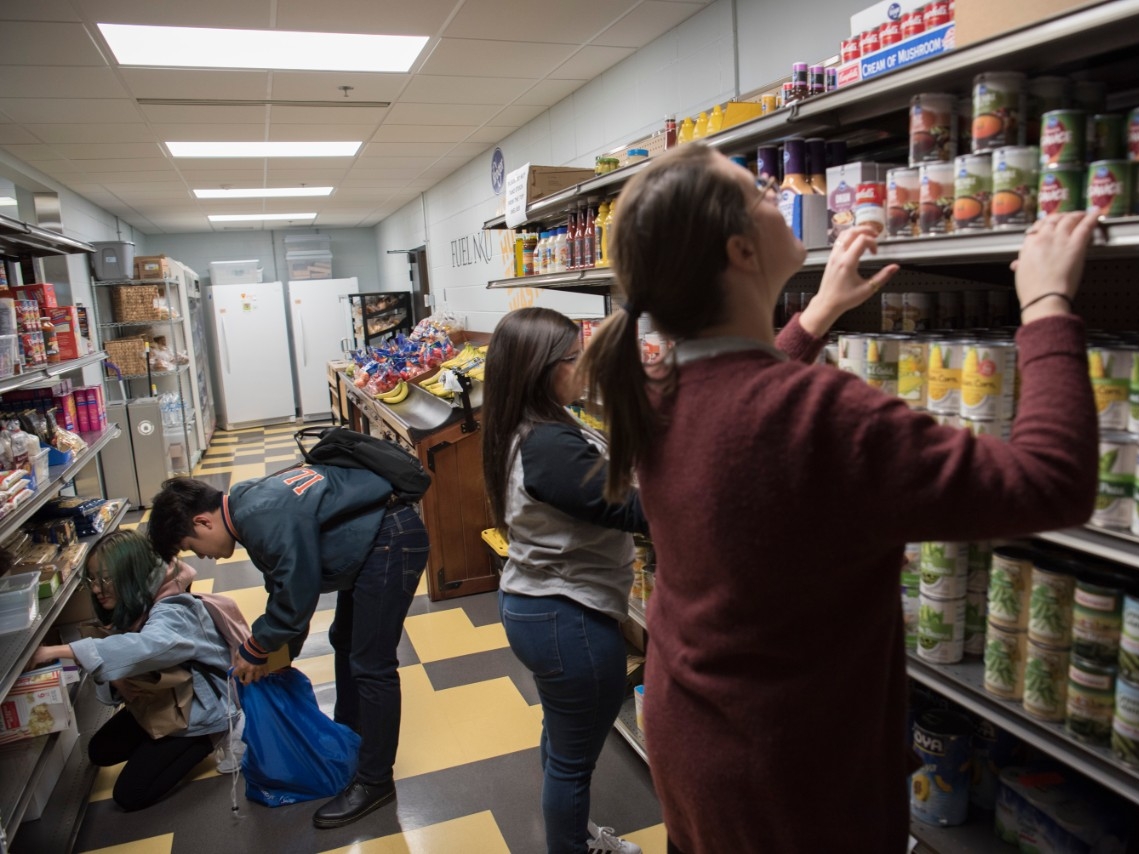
[638,313,1097,854]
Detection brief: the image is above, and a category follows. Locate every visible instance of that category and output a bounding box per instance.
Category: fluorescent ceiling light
[99,23,428,73]
[194,187,333,199]
[0,196,16,206]
[208,213,317,222]
[167,141,359,158]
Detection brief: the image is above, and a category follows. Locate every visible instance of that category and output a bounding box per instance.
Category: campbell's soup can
[860,27,880,55]
[1120,595,1139,682]
[911,709,971,827]
[919,161,955,235]
[964,590,988,657]
[1073,574,1125,665]
[991,146,1039,228]
[984,621,1027,699]
[1086,160,1133,218]
[902,291,935,332]
[921,541,968,599]
[880,19,902,46]
[1113,676,1139,766]
[1039,110,1086,167]
[902,10,925,38]
[972,72,1027,154]
[882,292,904,332]
[1023,640,1071,722]
[1091,113,1126,162]
[1037,165,1085,218]
[923,0,951,28]
[854,182,887,235]
[987,546,1034,630]
[887,167,921,237]
[918,592,965,663]
[927,339,967,413]
[960,341,1016,420]
[1066,656,1116,744]
[910,93,958,167]
[1027,562,1076,647]
[841,37,861,62]
[898,338,927,408]
[1089,345,1136,430]
[1092,432,1137,530]
[953,154,992,231]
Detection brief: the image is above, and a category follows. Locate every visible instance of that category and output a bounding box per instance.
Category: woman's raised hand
[801,226,900,337]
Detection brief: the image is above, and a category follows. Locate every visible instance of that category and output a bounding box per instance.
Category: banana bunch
[376,379,409,404]
[440,343,485,370]
[420,373,454,399]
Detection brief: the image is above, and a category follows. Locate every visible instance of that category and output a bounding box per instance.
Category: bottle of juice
[538,231,551,274]
[780,138,814,195]
[595,202,610,267]
[665,115,677,148]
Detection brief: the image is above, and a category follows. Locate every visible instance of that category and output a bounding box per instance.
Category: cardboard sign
[504,163,532,229]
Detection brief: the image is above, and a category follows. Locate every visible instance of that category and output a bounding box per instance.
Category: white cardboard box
[209,260,263,285]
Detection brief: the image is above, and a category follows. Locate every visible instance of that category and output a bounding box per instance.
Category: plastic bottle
[595,202,610,267]
[806,137,829,195]
[537,231,551,274]
[665,115,678,148]
[567,211,579,270]
[523,232,539,276]
[601,202,616,267]
[582,206,596,268]
[553,227,568,273]
[780,138,814,195]
[694,111,709,139]
[678,117,695,144]
[708,105,724,135]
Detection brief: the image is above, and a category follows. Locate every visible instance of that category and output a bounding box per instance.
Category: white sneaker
[214,713,245,773]
[586,822,642,854]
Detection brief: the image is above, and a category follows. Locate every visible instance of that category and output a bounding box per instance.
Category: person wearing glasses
[27,530,236,811]
[576,142,1101,853]
[482,306,649,854]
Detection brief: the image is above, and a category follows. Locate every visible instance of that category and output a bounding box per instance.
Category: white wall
[377,0,868,333]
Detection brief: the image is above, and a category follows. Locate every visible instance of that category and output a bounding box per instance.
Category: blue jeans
[329,504,429,786]
[499,591,628,854]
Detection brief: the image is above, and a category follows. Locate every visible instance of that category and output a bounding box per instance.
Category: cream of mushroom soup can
[987,546,1034,630]
[1023,640,1070,722]
[1089,345,1135,431]
[1092,432,1137,530]
[960,341,1017,420]
[984,621,1027,699]
[918,593,966,664]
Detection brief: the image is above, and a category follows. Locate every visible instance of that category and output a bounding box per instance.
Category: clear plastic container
[0,333,17,378]
[625,148,649,165]
[209,260,263,285]
[30,448,49,491]
[0,572,41,635]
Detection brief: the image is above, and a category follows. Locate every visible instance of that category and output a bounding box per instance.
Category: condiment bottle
[523,233,538,276]
[595,202,610,267]
[553,227,568,273]
[757,146,781,184]
[789,62,810,104]
[694,111,709,139]
[601,201,616,267]
[665,115,677,148]
[582,206,596,268]
[806,138,829,194]
[567,211,579,270]
[708,105,724,135]
[537,231,551,274]
[780,138,813,195]
[678,117,695,144]
[808,66,826,99]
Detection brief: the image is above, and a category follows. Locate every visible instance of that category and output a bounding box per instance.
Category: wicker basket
[111,285,161,322]
[104,337,148,377]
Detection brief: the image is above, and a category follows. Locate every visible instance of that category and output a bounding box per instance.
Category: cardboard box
[778,193,829,249]
[134,255,172,280]
[954,0,1104,48]
[0,664,73,745]
[48,306,84,361]
[527,166,595,203]
[11,283,57,310]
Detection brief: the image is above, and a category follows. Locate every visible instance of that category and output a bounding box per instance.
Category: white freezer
[286,277,359,420]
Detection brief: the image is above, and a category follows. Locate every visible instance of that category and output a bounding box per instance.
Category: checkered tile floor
[69,424,664,854]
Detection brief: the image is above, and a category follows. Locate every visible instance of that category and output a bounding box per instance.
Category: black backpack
[293,426,432,502]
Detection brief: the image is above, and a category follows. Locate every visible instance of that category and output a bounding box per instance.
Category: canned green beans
[1027,563,1075,647]
[1112,676,1139,766]
[987,547,1035,631]
[1066,656,1116,745]
[1072,576,1124,665]
[1023,640,1070,722]
[1092,433,1137,530]
[919,593,966,664]
[984,621,1027,699]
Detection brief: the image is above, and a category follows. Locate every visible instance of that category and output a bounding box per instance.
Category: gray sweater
[500,420,648,621]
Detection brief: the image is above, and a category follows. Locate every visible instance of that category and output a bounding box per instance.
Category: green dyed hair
[85,530,170,631]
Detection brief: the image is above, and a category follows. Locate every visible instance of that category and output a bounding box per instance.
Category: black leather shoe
[312,779,396,829]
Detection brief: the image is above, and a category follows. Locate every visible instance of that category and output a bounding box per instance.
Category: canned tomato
[960,417,1012,441]
[1113,676,1139,766]
[953,154,992,231]
[864,334,902,394]
[1037,165,1085,218]
[1128,107,1139,161]
[855,182,887,235]
[923,0,950,27]
[860,27,880,55]
[1089,345,1136,430]
[902,291,935,332]
[1039,110,1085,167]
[1023,641,1070,722]
[1091,113,1126,161]
[927,339,967,413]
[921,541,968,599]
[903,584,920,651]
[960,341,1016,419]
[910,93,958,167]
[882,292,904,332]
[1092,432,1137,530]
[1027,562,1076,647]
[972,72,1027,154]
[984,621,1027,699]
[837,333,870,378]
[919,162,955,235]
[901,10,925,37]
[840,37,861,62]
[918,593,966,664]
[887,167,921,237]
[898,338,927,408]
[1072,575,1124,665]
[991,146,1039,227]
[987,546,1034,630]
[965,590,988,657]
[967,541,992,592]
[1086,159,1132,217]
[911,709,972,827]
[1066,656,1116,744]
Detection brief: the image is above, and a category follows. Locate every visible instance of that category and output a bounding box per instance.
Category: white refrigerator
[286,277,359,420]
[206,280,297,430]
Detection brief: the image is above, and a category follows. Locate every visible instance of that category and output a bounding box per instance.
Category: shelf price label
[505,163,532,229]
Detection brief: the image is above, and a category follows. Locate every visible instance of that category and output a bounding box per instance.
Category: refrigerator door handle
[220,315,231,374]
[298,314,307,367]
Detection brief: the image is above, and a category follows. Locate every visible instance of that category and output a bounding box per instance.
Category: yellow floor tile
[402,609,508,664]
[309,608,335,633]
[219,585,268,625]
[322,811,509,854]
[217,546,250,565]
[265,454,299,463]
[293,652,335,686]
[78,832,175,854]
[227,463,266,483]
[191,578,215,593]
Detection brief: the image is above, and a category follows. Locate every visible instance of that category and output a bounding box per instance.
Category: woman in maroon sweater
[578,143,1099,853]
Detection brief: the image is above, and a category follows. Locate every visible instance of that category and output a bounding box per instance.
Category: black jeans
[87,708,214,811]
[328,504,429,786]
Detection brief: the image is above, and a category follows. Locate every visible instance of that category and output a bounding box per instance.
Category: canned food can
[880,19,901,46]
[960,341,1017,419]
[1129,348,1139,435]
[920,541,968,599]
[864,334,901,395]
[936,290,962,329]
[1066,656,1116,744]
[1091,113,1126,162]
[1113,676,1139,766]
[760,94,778,115]
[854,182,887,235]
[1023,640,1070,722]
[967,541,992,592]
[927,339,967,413]
[1092,432,1137,530]
[887,167,921,237]
[902,292,936,333]
[964,590,988,657]
[1027,563,1076,646]
[837,333,869,378]
[898,338,927,408]
[1039,110,1086,167]
[860,27,880,55]
[1125,593,1139,642]
[918,593,966,664]
[902,10,926,38]
[919,162,955,235]
[960,417,1011,441]
[1073,575,1124,664]
[911,709,972,827]
[953,154,992,231]
[987,546,1034,630]
[1128,107,1139,161]
[930,412,959,428]
[972,72,1027,154]
[1086,159,1133,218]
[909,94,958,167]
[840,37,861,62]
[923,0,951,27]
[905,542,923,571]
[881,292,904,332]
[903,584,921,651]
[1120,631,1139,688]
[1089,345,1136,430]
[984,621,1027,699]
[1037,165,1085,218]
[991,146,1039,227]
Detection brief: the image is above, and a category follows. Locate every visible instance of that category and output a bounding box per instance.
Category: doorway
[408,246,430,324]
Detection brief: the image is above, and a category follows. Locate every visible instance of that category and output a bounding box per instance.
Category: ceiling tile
[330,187,397,199]
[0,98,142,124]
[446,141,492,159]
[266,105,387,125]
[513,78,588,106]
[400,75,531,106]
[490,103,548,127]
[105,183,191,196]
[267,124,378,142]
[177,169,268,183]
[274,0,457,36]
[549,45,636,80]
[0,144,65,162]
[339,170,418,188]
[443,0,639,44]
[0,125,40,145]
[465,126,510,144]
[361,141,460,158]
[349,156,438,172]
[76,170,182,183]
[260,168,353,183]
[51,142,165,160]
[24,124,156,144]
[139,104,269,125]
[384,102,498,126]
[268,71,409,102]
[420,39,575,79]
[0,1,83,22]
[118,68,271,100]
[370,125,473,143]
[593,1,706,48]
[77,157,173,173]
[147,124,266,142]
[75,0,273,28]
[0,68,129,100]
[0,23,106,66]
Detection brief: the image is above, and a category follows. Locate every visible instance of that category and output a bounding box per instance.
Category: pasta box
[0,663,73,745]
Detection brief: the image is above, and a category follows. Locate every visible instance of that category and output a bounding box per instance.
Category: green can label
[1023,641,1070,722]
[991,146,1039,227]
[1087,160,1132,218]
[1037,166,1085,218]
[1040,110,1085,167]
[953,155,992,231]
[1067,658,1116,745]
[1027,567,1075,646]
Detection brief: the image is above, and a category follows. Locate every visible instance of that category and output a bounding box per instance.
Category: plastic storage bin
[284,234,331,254]
[30,448,49,491]
[91,241,135,281]
[285,251,333,280]
[210,260,263,285]
[0,572,41,634]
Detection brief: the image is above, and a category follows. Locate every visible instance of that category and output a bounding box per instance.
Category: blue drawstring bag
[234,667,360,807]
